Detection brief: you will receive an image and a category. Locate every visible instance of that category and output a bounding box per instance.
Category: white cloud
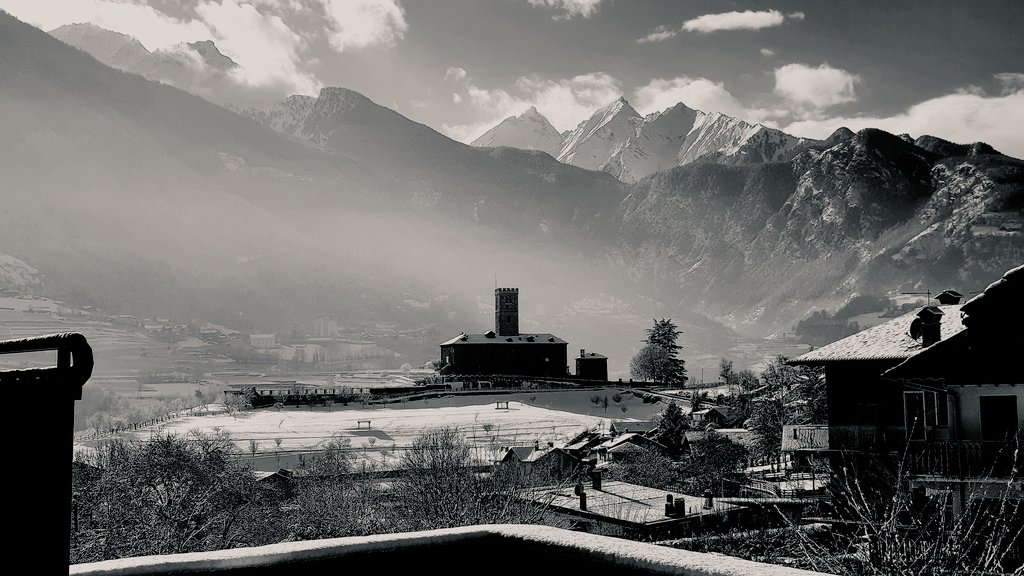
[774,63,860,112]
[1,0,212,50]
[995,72,1024,95]
[2,0,321,99]
[760,48,775,57]
[318,0,407,52]
[517,72,622,128]
[444,66,467,82]
[442,71,622,143]
[466,84,518,112]
[452,92,462,104]
[788,11,806,20]
[637,25,677,44]
[682,10,785,33]
[196,0,319,95]
[633,77,748,117]
[527,0,602,20]
[783,86,1024,159]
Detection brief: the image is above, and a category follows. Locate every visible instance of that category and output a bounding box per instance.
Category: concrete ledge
[71,524,831,575]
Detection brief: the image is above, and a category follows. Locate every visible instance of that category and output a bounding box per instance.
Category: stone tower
[495,288,519,336]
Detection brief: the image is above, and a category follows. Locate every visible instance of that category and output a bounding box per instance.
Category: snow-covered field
[131,401,613,470]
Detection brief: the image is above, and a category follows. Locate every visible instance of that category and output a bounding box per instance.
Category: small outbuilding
[575,349,608,381]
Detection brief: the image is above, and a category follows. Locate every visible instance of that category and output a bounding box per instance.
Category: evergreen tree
[646,318,682,355]
[656,401,689,455]
[630,318,687,385]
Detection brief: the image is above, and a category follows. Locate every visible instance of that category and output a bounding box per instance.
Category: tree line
[70,427,562,564]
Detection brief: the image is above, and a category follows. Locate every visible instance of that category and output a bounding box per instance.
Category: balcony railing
[785,424,1019,479]
[68,524,829,576]
[905,440,1018,478]
[783,425,906,453]
[827,426,907,452]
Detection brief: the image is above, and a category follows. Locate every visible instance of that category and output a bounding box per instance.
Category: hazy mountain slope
[245,87,628,240]
[49,23,241,105]
[237,95,316,137]
[0,13,472,333]
[2,13,673,373]
[48,22,150,68]
[0,253,44,293]
[471,106,563,154]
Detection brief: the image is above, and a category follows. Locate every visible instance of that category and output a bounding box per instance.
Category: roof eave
[788,355,910,366]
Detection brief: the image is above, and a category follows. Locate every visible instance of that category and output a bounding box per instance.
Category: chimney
[574,481,586,510]
[936,290,964,305]
[665,494,674,517]
[580,349,585,358]
[703,489,714,510]
[911,306,944,347]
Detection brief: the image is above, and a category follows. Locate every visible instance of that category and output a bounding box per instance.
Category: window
[905,391,926,440]
[980,396,1020,442]
[904,389,949,439]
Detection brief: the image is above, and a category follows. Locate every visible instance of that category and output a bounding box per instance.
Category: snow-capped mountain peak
[555,97,641,170]
[470,105,564,154]
[471,94,818,182]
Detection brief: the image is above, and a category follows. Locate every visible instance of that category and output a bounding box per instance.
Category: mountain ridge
[474,98,819,182]
[49,22,242,105]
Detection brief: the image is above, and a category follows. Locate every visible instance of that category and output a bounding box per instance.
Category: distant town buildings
[312,317,339,337]
[249,333,277,348]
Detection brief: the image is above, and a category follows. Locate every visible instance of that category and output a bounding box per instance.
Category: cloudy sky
[4,0,1023,155]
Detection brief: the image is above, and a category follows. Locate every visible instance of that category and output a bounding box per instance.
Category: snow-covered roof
[440,332,566,346]
[790,305,964,365]
[518,480,740,526]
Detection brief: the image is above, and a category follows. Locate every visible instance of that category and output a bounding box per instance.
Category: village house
[516,474,745,540]
[575,349,608,381]
[788,264,1022,517]
[593,432,671,465]
[561,429,606,461]
[608,420,659,435]
[248,333,277,349]
[499,444,583,484]
[690,405,739,428]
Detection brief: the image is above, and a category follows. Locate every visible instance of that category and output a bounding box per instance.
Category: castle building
[439,288,568,378]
